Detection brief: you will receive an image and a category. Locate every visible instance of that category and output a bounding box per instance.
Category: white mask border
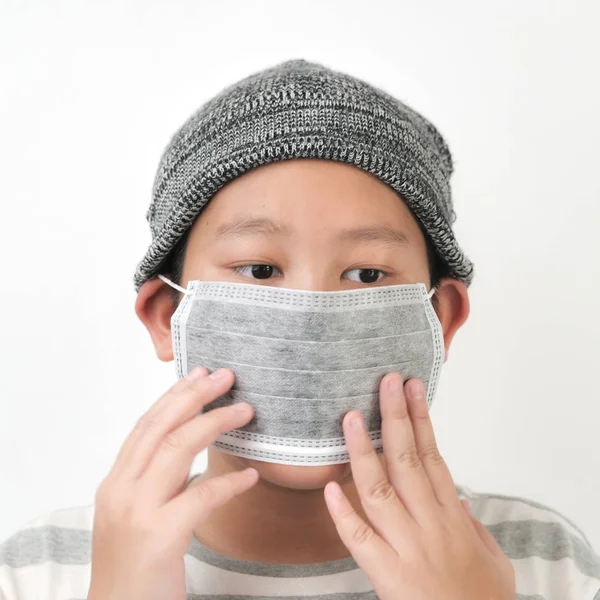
[158,274,436,299]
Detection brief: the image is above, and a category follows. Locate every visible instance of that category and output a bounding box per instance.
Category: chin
[246,458,353,490]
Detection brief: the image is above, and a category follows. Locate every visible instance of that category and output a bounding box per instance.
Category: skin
[135,158,471,564]
[90,157,515,599]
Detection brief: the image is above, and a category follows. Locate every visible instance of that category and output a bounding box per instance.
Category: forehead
[199,159,423,237]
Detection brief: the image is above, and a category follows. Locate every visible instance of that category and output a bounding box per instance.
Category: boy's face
[138,158,469,489]
[182,158,432,291]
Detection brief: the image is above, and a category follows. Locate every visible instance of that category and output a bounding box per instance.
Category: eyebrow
[214,216,411,247]
[215,216,289,239]
[338,225,411,247]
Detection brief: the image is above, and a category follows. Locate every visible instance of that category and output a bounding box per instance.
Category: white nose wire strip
[158,274,188,294]
[159,274,437,299]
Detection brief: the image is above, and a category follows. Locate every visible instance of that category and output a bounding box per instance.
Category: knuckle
[390,401,409,420]
[218,472,241,496]
[94,478,112,506]
[220,472,236,488]
[135,414,163,437]
[192,481,215,505]
[352,522,375,546]
[199,411,224,436]
[412,410,432,423]
[366,479,396,504]
[215,409,235,429]
[356,441,377,459]
[420,443,445,466]
[94,482,132,522]
[214,408,244,433]
[162,431,185,453]
[189,375,214,396]
[392,446,422,469]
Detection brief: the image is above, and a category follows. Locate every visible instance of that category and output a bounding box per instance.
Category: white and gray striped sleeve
[459,486,600,600]
[0,505,94,600]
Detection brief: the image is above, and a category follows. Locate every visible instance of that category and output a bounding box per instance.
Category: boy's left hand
[324,374,516,600]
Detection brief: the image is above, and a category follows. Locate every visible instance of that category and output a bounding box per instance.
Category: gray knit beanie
[133,58,473,291]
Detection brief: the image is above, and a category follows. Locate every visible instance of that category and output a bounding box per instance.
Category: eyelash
[344,268,387,284]
[234,264,283,280]
[233,264,388,284]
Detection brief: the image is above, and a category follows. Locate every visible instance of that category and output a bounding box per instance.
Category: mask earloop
[158,274,188,294]
[427,287,436,299]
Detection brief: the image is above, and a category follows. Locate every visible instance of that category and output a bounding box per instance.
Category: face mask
[159,275,444,466]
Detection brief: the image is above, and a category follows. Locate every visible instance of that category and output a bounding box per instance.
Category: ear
[433,277,470,363]
[134,277,178,362]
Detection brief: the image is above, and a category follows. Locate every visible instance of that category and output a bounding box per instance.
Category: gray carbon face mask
[159,276,445,466]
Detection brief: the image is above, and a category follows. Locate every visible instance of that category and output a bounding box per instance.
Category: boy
[1,59,598,600]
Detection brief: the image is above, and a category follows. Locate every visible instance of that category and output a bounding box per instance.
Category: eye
[234,264,283,280]
[343,268,386,284]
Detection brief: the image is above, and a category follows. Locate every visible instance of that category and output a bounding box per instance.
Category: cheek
[181,261,221,284]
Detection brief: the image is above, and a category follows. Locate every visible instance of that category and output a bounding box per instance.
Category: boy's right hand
[87,366,257,600]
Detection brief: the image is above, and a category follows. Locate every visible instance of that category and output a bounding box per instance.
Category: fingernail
[243,467,259,479]
[233,402,252,413]
[186,366,205,380]
[326,482,343,500]
[209,368,229,380]
[349,413,364,431]
[387,374,404,394]
[408,379,425,402]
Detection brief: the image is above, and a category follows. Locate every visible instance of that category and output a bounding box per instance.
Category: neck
[190,448,369,564]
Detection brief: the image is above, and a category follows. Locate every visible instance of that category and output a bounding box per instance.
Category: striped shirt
[1,485,599,600]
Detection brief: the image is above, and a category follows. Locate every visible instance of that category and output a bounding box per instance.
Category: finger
[343,409,412,544]
[113,368,234,481]
[380,374,439,521]
[166,467,260,532]
[324,481,398,584]
[112,367,209,470]
[140,401,255,504]
[404,378,460,508]
[461,501,504,557]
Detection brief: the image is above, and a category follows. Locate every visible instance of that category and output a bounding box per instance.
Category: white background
[1,0,599,548]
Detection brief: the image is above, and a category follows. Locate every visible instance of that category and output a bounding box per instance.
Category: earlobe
[134,277,176,362]
[434,277,470,363]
